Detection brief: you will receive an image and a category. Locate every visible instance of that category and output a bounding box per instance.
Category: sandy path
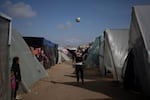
[22,61,146,100]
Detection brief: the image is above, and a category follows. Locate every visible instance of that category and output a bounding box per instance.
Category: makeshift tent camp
[10,29,48,93]
[123,5,150,95]
[103,29,129,81]
[23,37,58,69]
[84,36,100,68]
[57,47,70,64]
[0,12,11,100]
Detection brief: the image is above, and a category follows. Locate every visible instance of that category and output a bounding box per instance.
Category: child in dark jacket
[11,57,22,99]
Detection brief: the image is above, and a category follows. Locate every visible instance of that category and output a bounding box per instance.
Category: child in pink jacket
[11,70,16,100]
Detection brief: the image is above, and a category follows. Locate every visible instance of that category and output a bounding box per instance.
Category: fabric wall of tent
[123,5,150,96]
[57,47,70,64]
[0,12,11,100]
[10,29,48,93]
[103,29,129,81]
[84,36,100,68]
[98,33,105,76]
[23,37,58,69]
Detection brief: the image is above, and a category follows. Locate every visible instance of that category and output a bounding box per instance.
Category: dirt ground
[22,61,146,100]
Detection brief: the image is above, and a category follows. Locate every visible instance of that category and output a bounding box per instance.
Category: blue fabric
[43,39,56,47]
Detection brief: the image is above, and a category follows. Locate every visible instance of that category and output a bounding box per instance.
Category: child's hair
[11,68,14,71]
[11,69,14,74]
[13,56,19,64]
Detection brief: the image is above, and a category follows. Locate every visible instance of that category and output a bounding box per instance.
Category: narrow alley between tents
[22,61,146,100]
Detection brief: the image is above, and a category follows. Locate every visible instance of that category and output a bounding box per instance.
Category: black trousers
[11,88,15,100]
[75,65,84,82]
[14,81,19,98]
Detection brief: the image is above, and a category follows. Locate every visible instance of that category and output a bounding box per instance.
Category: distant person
[11,57,22,99]
[10,70,16,100]
[67,48,88,84]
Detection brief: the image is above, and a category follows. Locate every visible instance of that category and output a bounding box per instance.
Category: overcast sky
[1,0,150,46]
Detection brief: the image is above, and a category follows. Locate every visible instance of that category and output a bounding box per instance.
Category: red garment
[11,75,16,89]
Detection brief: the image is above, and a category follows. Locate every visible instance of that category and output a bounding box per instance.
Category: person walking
[11,56,22,99]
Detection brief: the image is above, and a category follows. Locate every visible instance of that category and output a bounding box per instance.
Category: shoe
[16,94,22,100]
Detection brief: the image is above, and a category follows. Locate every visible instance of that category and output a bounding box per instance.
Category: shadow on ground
[42,74,147,100]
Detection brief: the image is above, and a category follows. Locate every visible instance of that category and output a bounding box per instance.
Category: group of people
[66,47,89,84]
[10,57,21,100]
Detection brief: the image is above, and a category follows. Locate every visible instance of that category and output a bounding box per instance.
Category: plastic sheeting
[104,29,129,81]
[57,47,70,64]
[99,33,105,76]
[84,36,100,68]
[43,39,56,47]
[23,37,58,69]
[126,5,150,95]
[0,12,11,100]
[10,29,48,93]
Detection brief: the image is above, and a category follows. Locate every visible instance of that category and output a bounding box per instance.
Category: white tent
[103,29,129,81]
[124,5,150,95]
[57,47,70,64]
[10,29,48,93]
[58,51,70,64]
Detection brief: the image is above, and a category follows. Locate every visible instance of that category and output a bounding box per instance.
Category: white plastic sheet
[104,29,129,81]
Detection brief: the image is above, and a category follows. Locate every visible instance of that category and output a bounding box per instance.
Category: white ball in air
[76,17,80,22]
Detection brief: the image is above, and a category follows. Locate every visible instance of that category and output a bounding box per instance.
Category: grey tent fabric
[126,5,150,95]
[0,12,11,100]
[10,29,48,93]
[84,36,100,68]
[99,33,105,76]
[130,6,150,51]
[104,29,129,81]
